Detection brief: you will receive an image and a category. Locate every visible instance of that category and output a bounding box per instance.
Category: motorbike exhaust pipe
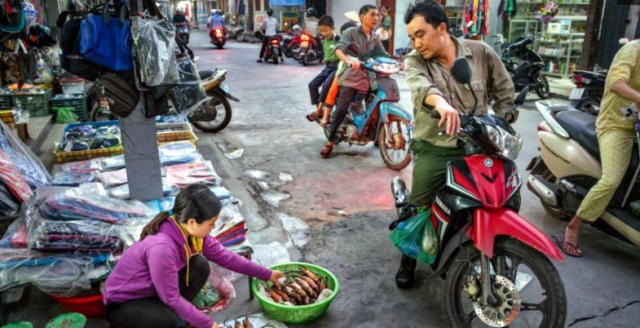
[527,175,559,207]
[391,177,410,208]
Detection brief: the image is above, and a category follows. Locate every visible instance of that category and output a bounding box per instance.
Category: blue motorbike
[323,51,413,170]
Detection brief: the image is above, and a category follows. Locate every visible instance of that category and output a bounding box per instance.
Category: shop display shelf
[0,95,11,109]
[157,130,198,147]
[55,146,124,164]
[11,89,52,117]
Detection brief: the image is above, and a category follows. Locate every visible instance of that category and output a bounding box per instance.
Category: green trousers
[409,140,465,206]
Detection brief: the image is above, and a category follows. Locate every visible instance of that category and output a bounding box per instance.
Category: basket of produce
[251,262,339,324]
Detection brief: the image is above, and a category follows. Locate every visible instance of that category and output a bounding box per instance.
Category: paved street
[9,30,640,328]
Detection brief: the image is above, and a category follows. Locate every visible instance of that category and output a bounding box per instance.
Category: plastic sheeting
[131,17,179,87]
[0,120,50,190]
[169,56,207,116]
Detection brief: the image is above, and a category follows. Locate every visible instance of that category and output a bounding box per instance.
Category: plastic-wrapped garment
[0,121,51,189]
[0,248,107,296]
[0,217,26,248]
[64,124,120,142]
[57,159,103,174]
[101,155,126,171]
[169,56,207,117]
[0,149,34,202]
[108,179,180,200]
[208,186,232,200]
[144,197,176,216]
[158,141,201,166]
[21,186,71,230]
[98,169,128,187]
[28,218,123,253]
[0,181,20,217]
[51,172,97,187]
[40,188,152,224]
[131,17,179,87]
[165,161,221,188]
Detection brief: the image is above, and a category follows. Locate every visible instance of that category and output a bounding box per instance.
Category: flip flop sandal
[1,322,33,328]
[320,144,333,158]
[320,119,330,128]
[306,112,319,122]
[553,235,583,258]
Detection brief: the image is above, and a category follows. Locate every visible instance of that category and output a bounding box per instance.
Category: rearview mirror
[514,86,529,106]
[451,58,473,86]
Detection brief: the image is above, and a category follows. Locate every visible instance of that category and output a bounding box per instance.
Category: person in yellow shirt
[560,40,640,257]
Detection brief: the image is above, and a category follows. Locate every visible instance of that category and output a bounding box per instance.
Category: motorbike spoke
[521,300,546,312]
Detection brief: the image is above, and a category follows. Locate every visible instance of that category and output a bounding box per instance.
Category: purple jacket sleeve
[202,236,272,281]
[147,244,213,328]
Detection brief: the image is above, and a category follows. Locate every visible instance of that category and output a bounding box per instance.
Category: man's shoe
[395,255,417,289]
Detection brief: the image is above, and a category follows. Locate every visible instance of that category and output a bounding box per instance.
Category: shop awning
[268,0,304,5]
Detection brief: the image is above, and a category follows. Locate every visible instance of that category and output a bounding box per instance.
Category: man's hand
[435,100,460,135]
[348,59,361,70]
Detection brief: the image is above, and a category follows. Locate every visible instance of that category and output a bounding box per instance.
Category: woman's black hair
[404,0,448,29]
[141,184,222,239]
[318,15,335,28]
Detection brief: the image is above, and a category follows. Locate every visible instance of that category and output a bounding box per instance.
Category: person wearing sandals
[558,40,640,258]
[306,15,340,126]
[320,4,389,158]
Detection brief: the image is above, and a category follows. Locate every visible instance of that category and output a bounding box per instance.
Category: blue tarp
[269,0,304,5]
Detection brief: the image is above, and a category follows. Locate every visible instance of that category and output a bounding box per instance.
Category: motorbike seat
[198,70,215,80]
[555,110,599,159]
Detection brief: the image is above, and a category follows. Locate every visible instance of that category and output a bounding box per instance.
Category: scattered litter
[278,213,310,248]
[245,170,269,180]
[516,272,533,292]
[257,181,269,190]
[279,173,293,182]
[261,192,290,207]
[328,209,347,216]
[253,241,291,268]
[224,149,244,159]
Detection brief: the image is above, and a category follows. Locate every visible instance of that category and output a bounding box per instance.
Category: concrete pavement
[7,31,640,328]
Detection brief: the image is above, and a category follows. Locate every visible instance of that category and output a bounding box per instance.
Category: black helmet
[267,8,273,16]
[306,7,317,18]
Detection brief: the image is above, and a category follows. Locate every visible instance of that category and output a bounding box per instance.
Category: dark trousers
[382,40,390,53]
[260,36,281,59]
[106,255,210,328]
[328,86,360,142]
[308,63,338,105]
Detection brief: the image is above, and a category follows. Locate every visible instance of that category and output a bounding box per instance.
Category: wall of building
[328,0,369,34]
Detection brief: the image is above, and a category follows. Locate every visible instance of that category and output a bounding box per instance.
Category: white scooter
[527,100,640,246]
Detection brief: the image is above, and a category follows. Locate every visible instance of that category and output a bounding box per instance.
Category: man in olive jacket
[396,0,516,288]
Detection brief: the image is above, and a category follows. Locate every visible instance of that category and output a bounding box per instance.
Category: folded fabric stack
[166,161,220,188]
[29,220,122,253]
[40,190,150,224]
[158,141,202,166]
[214,206,247,248]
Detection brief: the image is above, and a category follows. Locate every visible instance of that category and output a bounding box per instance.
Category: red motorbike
[210,27,226,49]
[298,32,320,66]
[390,58,567,328]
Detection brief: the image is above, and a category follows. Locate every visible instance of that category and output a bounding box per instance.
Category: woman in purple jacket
[104,184,284,328]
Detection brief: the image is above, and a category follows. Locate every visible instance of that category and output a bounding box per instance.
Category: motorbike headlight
[483,125,523,160]
[372,63,400,74]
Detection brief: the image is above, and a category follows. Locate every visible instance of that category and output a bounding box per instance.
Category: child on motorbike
[306,15,340,127]
[307,20,359,127]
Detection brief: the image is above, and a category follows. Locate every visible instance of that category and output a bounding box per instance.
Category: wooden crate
[157,130,198,147]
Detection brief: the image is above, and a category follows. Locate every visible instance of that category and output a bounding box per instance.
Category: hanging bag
[79,5,133,71]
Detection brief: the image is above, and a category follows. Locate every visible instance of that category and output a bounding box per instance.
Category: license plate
[221,83,230,94]
[569,88,585,100]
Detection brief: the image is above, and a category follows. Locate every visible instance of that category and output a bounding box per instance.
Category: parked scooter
[528,101,640,247]
[322,43,413,170]
[391,58,566,328]
[494,35,550,99]
[281,25,301,59]
[569,69,606,115]
[299,32,321,66]
[174,22,190,44]
[210,27,226,49]
[189,68,239,133]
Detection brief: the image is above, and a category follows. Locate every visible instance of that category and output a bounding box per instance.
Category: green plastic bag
[193,283,221,310]
[1,322,33,328]
[389,210,438,264]
[52,107,79,124]
[45,313,86,328]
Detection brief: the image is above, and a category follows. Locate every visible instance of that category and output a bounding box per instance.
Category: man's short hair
[318,15,335,28]
[359,4,377,17]
[404,0,448,29]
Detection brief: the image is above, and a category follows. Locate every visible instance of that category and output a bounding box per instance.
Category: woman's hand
[211,322,220,328]
[269,270,286,288]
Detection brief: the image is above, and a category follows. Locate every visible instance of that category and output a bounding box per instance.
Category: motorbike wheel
[576,96,600,115]
[302,53,309,66]
[535,74,551,99]
[89,102,117,122]
[272,52,279,65]
[444,238,567,328]
[236,32,245,42]
[377,119,412,171]
[189,92,232,133]
[216,43,224,49]
[291,44,301,60]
